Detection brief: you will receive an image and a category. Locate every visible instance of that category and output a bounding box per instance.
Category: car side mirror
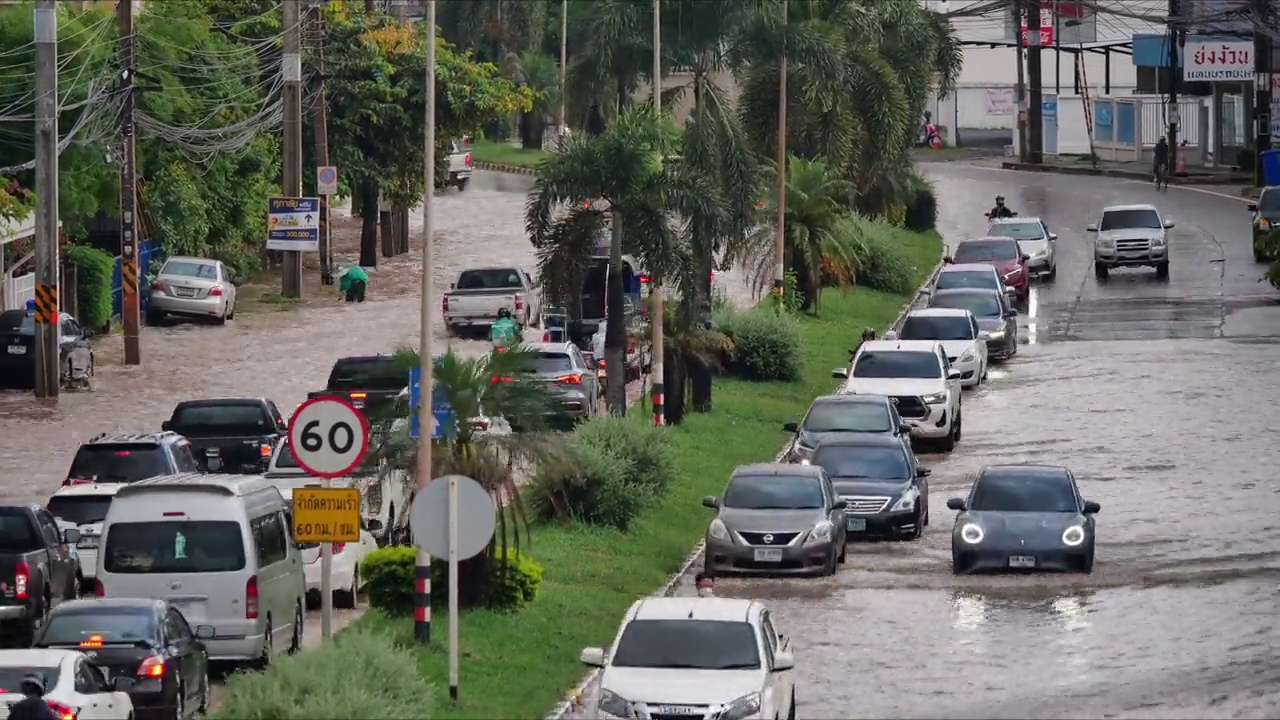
[978,331,991,340]
[943,256,954,264]
[365,519,383,534]
[701,496,719,509]
[110,676,136,692]
[1021,254,1031,263]
[1048,233,1058,241]
[898,423,913,434]
[1083,500,1101,514]
[449,282,456,290]
[831,368,849,379]
[232,276,245,286]
[161,420,172,432]
[195,625,215,640]
[1086,224,1098,232]
[1163,221,1175,229]
[782,422,798,433]
[61,528,81,544]
[1247,203,1258,212]
[946,498,966,511]
[946,369,961,380]
[580,647,606,667]
[1004,309,1018,318]
[833,499,848,510]
[916,467,931,477]
[772,651,795,672]
[81,329,95,339]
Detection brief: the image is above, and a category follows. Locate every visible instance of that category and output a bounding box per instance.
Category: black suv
[63,431,200,487]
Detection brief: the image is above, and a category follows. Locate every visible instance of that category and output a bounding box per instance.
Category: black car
[782,394,912,463]
[32,598,209,720]
[308,354,408,417]
[1248,186,1280,262]
[63,431,201,487]
[927,288,1018,360]
[161,398,288,473]
[947,464,1100,575]
[0,309,94,390]
[0,505,80,645]
[810,434,930,539]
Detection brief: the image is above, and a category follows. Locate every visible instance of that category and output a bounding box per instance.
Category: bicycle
[1153,162,1169,191]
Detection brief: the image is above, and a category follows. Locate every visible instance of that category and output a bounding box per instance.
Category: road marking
[1027,285,1039,345]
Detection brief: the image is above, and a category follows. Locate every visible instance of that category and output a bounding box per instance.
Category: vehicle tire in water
[909,509,924,540]
[197,667,210,713]
[173,681,184,720]
[251,615,272,670]
[288,602,303,654]
[1094,263,1108,279]
[1046,264,1056,280]
[1155,262,1169,279]
[837,543,847,564]
[1083,545,1096,575]
[335,570,358,609]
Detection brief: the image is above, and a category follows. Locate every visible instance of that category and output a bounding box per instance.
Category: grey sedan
[702,463,848,577]
[927,288,1018,360]
[516,342,599,427]
[782,393,911,463]
[148,256,242,325]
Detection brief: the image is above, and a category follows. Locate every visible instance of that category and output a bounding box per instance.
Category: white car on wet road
[276,483,378,609]
[833,340,962,451]
[897,309,989,389]
[48,483,126,594]
[580,596,796,720]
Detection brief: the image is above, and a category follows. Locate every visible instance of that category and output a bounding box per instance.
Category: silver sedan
[148,256,242,325]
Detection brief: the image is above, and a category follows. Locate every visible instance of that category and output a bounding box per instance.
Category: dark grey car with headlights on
[782,394,911,463]
[702,463,848,576]
[927,288,1018,360]
[948,464,1100,574]
[810,434,930,540]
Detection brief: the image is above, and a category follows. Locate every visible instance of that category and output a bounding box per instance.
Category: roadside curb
[999,160,1247,185]
[543,255,946,720]
[473,161,539,176]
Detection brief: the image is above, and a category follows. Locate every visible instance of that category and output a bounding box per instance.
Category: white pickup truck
[448,139,472,190]
[443,266,542,334]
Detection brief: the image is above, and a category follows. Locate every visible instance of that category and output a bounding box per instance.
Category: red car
[946,237,1030,302]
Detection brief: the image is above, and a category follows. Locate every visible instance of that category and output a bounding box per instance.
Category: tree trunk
[520,112,544,150]
[689,74,714,413]
[604,210,627,415]
[396,208,410,255]
[664,346,688,425]
[379,207,394,258]
[358,181,379,268]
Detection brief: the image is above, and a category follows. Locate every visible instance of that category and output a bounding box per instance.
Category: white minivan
[94,473,306,668]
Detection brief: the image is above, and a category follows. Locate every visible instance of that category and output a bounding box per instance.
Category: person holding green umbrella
[336,264,368,302]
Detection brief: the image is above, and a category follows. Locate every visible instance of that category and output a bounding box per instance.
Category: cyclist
[489,308,520,349]
[1153,136,1169,188]
[987,196,1016,219]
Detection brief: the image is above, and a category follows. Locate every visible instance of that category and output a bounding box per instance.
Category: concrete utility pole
[33,0,59,399]
[1014,0,1028,162]
[1167,0,1181,175]
[559,0,568,133]
[118,0,141,365]
[282,0,304,298]
[311,5,334,285]
[415,0,437,646]
[1253,0,1272,187]
[650,0,664,427]
[773,0,788,301]
[1027,0,1044,164]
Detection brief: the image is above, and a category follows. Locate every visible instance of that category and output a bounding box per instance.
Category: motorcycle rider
[7,674,57,720]
[849,327,877,361]
[988,195,1015,219]
[489,307,520,349]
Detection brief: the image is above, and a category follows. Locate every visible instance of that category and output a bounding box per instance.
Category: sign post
[410,475,495,703]
[287,397,371,640]
[409,367,456,440]
[266,197,321,252]
[316,166,338,195]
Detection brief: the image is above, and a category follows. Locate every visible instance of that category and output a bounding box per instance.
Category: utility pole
[559,0,568,134]
[415,0,437,647]
[1014,0,1028,162]
[773,0,788,302]
[33,0,59,399]
[1253,0,1271,187]
[1027,0,1044,163]
[282,0,304,298]
[311,5,334,285]
[650,0,664,427]
[118,0,141,365]
[1167,0,1181,175]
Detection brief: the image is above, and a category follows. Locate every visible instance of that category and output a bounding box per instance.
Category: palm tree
[564,0,653,128]
[650,301,733,424]
[509,51,563,150]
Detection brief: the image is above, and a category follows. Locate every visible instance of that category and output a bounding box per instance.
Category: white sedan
[897,308,989,389]
[0,649,135,719]
[277,484,379,609]
[580,597,796,720]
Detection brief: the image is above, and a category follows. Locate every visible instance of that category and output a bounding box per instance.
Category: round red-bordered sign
[286,397,371,478]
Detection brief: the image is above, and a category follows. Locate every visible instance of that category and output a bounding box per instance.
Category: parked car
[1248,187,1280,262]
[809,434,930,540]
[947,237,1030,302]
[63,431,200,487]
[833,339,963,451]
[147,256,242,326]
[932,263,1011,297]
[1088,203,1173,279]
[448,139,472,190]
[927,288,1019,361]
[32,598,210,720]
[579,597,797,720]
[782,393,911,463]
[898,308,989,388]
[161,398,288,474]
[0,505,82,645]
[986,216,1058,279]
[0,649,136,719]
[443,266,541,335]
[0,308,94,390]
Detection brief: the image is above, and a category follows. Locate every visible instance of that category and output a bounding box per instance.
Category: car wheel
[250,615,273,670]
[288,602,303,654]
[227,301,236,320]
[1046,263,1056,280]
[214,308,227,326]
[1094,263,1108,279]
[1155,261,1170,279]
[837,542,847,564]
[146,309,163,325]
[197,665,210,712]
[953,410,962,442]
[335,569,358,609]
[1082,544,1095,575]
[940,424,956,452]
[67,574,81,601]
[457,177,470,191]
[951,552,966,575]
[909,509,924,540]
[173,680,185,720]
[822,549,837,576]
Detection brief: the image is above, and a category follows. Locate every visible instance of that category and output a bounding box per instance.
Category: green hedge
[362,545,543,614]
[63,244,115,330]
[713,306,803,382]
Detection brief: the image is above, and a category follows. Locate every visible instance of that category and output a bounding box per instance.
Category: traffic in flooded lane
[684,165,1280,718]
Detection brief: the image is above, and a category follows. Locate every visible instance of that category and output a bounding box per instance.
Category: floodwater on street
[657,165,1280,719]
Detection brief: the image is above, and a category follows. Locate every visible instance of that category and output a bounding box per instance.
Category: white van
[46,482,127,593]
[94,473,305,668]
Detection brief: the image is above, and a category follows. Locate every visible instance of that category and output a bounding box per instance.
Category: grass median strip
[469,139,549,169]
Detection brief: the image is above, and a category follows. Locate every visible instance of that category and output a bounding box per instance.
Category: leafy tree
[564,0,653,129]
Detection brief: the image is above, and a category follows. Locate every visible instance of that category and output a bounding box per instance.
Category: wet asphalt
[666,164,1280,719]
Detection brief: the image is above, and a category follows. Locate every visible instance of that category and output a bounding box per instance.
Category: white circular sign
[287,397,371,478]
[410,475,496,560]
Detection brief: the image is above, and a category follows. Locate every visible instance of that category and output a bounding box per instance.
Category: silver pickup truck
[443,266,542,335]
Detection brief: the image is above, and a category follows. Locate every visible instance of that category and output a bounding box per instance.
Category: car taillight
[151,280,163,292]
[464,153,472,167]
[93,579,105,597]
[259,444,272,457]
[556,374,582,385]
[330,543,346,554]
[15,561,28,600]
[627,344,636,355]
[442,295,449,313]
[472,419,489,431]
[138,655,165,678]
[542,331,550,342]
[490,376,514,384]
[209,285,224,297]
[514,295,524,312]
[639,273,650,284]
[46,701,75,720]
[246,575,259,619]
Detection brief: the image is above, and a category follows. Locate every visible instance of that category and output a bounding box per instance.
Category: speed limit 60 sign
[287,397,371,478]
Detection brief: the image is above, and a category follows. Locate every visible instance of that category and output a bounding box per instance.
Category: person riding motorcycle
[848,327,877,361]
[988,196,1016,219]
[7,674,57,720]
[489,308,520,349]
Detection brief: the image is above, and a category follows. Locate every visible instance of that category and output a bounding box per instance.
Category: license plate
[174,287,196,297]
[78,537,99,549]
[847,518,866,532]
[6,345,24,355]
[753,548,783,562]
[1009,555,1036,568]
[657,706,702,716]
[207,457,223,472]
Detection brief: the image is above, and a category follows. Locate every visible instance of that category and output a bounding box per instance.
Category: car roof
[173,398,268,408]
[629,597,758,622]
[50,482,128,498]
[956,236,1018,244]
[938,263,999,274]
[1101,204,1157,212]
[988,216,1043,225]
[931,287,1001,298]
[907,308,974,319]
[731,462,824,478]
[857,340,941,353]
[524,342,576,354]
[52,598,162,614]
[163,256,217,265]
[0,649,77,667]
[809,393,889,406]
[978,464,1072,481]
[813,434,905,449]
[82,431,177,446]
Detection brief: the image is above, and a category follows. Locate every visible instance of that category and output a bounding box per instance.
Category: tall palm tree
[564,0,653,128]
[509,51,563,150]
[648,301,733,424]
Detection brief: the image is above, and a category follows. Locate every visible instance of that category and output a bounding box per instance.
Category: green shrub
[208,625,435,720]
[572,416,677,498]
[63,244,115,331]
[857,229,916,295]
[726,308,802,381]
[528,443,646,531]
[363,545,544,613]
[362,546,415,614]
[904,182,938,232]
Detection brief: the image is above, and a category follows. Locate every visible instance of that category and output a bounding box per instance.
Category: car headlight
[960,523,984,544]
[889,487,918,512]
[798,458,811,465]
[720,692,762,720]
[808,520,834,542]
[1152,235,1167,246]
[597,688,631,718]
[1061,525,1086,547]
[708,518,730,542]
[922,392,947,404]
[1100,240,1115,250]
[986,329,1005,340]
[959,350,974,363]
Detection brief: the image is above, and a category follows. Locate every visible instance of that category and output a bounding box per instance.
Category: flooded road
[670,166,1280,718]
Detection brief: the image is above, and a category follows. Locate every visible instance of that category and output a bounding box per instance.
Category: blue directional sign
[409,367,455,440]
[266,196,320,252]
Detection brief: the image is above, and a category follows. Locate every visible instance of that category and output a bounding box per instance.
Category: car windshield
[456,268,522,290]
[0,310,33,335]
[38,606,157,647]
[900,315,975,341]
[929,292,1002,318]
[103,521,247,573]
[986,222,1044,240]
[611,620,760,670]
[327,359,406,392]
[801,400,892,433]
[816,446,911,480]
[170,404,268,435]
[521,352,573,374]
[161,261,217,280]
[1259,189,1280,211]
[0,509,40,553]
[47,495,115,526]
[1099,209,1161,230]
[952,240,1018,262]
[723,475,824,510]
[67,443,168,484]
[0,668,59,694]
[935,271,999,291]
[970,474,1079,513]
[852,351,940,379]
